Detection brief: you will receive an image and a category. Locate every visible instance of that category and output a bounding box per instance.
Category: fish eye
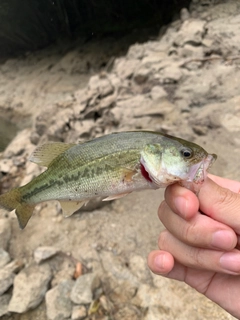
[180,148,193,159]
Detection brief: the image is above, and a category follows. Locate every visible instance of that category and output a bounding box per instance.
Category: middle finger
[159,201,237,251]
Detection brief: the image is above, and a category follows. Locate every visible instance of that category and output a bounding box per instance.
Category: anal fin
[59,200,87,217]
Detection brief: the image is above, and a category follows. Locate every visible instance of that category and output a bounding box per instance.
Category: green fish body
[0,131,216,228]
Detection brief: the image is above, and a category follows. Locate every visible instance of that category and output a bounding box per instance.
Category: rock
[114,305,141,320]
[88,75,114,98]
[150,86,168,101]
[160,65,183,83]
[0,294,11,317]
[220,113,240,132]
[114,58,140,79]
[128,255,151,282]
[180,8,190,22]
[133,67,151,84]
[0,248,10,269]
[0,259,23,296]
[0,219,11,250]
[174,19,206,46]
[70,273,100,305]
[71,305,87,320]
[8,263,52,313]
[34,246,59,264]
[0,267,15,296]
[3,129,32,158]
[0,159,16,175]
[45,279,74,320]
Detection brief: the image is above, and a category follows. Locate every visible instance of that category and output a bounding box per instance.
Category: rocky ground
[0,0,240,319]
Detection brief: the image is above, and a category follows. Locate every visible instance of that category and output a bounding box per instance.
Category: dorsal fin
[29,142,76,167]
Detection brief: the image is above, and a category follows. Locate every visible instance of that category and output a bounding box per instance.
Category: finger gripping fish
[0,131,216,229]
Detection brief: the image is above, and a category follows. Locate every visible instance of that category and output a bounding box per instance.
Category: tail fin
[0,189,34,229]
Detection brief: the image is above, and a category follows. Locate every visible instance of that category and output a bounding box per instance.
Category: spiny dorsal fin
[59,200,87,217]
[30,142,76,167]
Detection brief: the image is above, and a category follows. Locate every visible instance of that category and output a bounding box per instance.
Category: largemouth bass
[0,131,216,229]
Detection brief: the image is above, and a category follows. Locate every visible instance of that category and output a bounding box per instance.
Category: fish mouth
[188,153,217,184]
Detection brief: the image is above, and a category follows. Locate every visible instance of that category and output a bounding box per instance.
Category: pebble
[71,305,87,320]
[70,273,100,305]
[34,246,59,264]
[45,279,74,320]
[8,264,52,313]
[0,219,11,250]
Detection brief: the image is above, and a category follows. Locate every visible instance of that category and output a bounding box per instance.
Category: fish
[0,131,216,229]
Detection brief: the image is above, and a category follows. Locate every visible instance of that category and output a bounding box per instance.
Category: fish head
[140,139,217,191]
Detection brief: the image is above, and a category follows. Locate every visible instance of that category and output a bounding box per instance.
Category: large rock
[0,259,23,296]
[70,273,100,305]
[8,263,52,313]
[0,294,11,317]
[45,279,74,320]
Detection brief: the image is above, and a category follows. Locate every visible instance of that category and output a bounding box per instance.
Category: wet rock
[70,273,100,305]
[0,219,11,250]
[0,294,11,317]
[45,279,74,320]
[0,248,10,269]
[34,246,59,264]
[8,263,52,313]
[71,305,87,320]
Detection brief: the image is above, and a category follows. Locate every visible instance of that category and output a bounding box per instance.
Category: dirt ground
[0,1,240,319]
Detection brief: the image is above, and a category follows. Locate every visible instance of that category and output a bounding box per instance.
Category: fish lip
[189,153,217,184]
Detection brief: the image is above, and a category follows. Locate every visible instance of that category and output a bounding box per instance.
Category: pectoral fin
[103,192,131,201]
[59,200,87,217]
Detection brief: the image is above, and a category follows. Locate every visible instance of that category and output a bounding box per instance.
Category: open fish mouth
[189,153,217,184]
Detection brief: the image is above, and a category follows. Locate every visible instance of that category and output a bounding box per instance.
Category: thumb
[199,177,240,234]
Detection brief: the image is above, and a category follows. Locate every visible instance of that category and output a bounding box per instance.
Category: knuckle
[216,187,237,208]
[158,230,169,250]
[189,247,204,267]
[182,220,199,244]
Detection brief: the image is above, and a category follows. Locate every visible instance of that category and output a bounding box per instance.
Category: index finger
[199,177,240,234]
[208,174,240,194]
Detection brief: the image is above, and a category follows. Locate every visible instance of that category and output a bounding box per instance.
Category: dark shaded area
[0,0,191,56]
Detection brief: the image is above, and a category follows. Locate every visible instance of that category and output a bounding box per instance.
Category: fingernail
[154,253,166,272]
[211,230,236,250]
[220,252,240,273]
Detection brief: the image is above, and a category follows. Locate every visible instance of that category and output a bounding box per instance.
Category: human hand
[148,174,240,318]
